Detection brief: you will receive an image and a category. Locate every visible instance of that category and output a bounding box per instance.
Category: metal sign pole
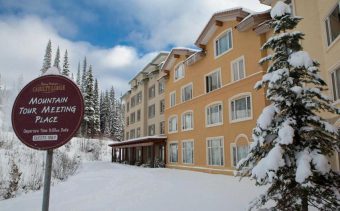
[42,149,53,211]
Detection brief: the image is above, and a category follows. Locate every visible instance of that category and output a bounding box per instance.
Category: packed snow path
[0,162,266,211]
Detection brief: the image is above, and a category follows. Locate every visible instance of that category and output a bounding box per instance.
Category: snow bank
[270,1,291,18]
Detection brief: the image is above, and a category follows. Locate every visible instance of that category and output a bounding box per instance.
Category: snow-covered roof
[108,135,167,147]
[161,47,200,72]
[194,7,250,47]
[235,9,271,32]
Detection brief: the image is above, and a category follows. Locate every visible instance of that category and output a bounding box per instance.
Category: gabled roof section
[161,47,200,72]
[128,52,169,85]
[194,7,250,47]
[235,9,271,32]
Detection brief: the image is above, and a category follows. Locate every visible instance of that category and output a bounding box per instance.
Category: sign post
[11,73,84,211]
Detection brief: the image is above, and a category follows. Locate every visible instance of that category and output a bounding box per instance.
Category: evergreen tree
[103,90,111,137]
[109,86,116,138]
[41,40,52,74]
[62,50,70,76]
[99,91,105,134]
[53,46,60,70]
[83,65,95,137]
[93,79,101,136]
[81,57,87,93]
[113,98,124,142]
[238,2,340,210]
[76,62,81,87]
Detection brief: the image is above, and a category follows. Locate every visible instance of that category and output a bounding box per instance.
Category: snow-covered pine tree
[62,50,70,76]
[83,65,95,138]
[99,91,105,134]
[237,2,340,211]
[114,98,124,142]
[109,86,116,139]
[53,46,60,71]
[76,62,81,87]
[93,79,101,136]
[81,57,87,93]
[103,90,111,137]
[40,40,52,74]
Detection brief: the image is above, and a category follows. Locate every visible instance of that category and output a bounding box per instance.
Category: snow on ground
[0,162,266,211]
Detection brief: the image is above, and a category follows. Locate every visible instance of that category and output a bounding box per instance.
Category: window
[231,95,252,121]
[137,109,141,121]
[169,143,178,163]
[159,81,165,94]
[181,83,193,102]
[207,137,224,166]
[160,99,165,114]
[137,92,142,104]
[168,116,178,133]
[331,67,340,101]
[215,29,232,57]
[182,111,193,131]
[126,132,129,140]
[182,141,194,164]
[175,63,185,81]
[148,124,155,136]
[232,145,249,167]
[131,96,136,107]
[325,2,340,46]
[130,129,135,139]
[160,121,165,134]
[206,103,223,126]
[170,91,176,107]
[148,104,155,119]
[127,102,130,112]
[205,70,221,93]
[126,117,129,126]
[130,112,136,124]
[232,57,245,81]
[149,85,155,99]
[136,127,141,138]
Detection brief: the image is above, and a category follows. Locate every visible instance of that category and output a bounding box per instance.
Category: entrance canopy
[109,136,167,148]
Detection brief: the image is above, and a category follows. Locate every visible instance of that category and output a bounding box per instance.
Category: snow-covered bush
[0,133,111,200]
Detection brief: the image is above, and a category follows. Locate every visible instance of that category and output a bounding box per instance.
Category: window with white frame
[168,116,178,133]
[136,127,141,138]
[215,29,232,57]
[206,103,223,126]
[325,2,340,46]
[232,57,245,81]
[207,137,224,166]
[170,91,176,107]
[137,92,142,104]
[169,143,178,163]
[331,67,340,101]
[205,70,221,93]
[148,104,155,119]
[182,83,193,102]
[130,112,135,124]
[231,95,251,121]
[149,85,155,99]
[232,145,249,167]
[159,81,165,94]
[182,111,193,130]
[148,124,155,136]
[160,121,165,135]
[130,129,135,139]
[175,63,185,81]
[160,99,165,114]
[137,109,141,121]
[182,141,194,164]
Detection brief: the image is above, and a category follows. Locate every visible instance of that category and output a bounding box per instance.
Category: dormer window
[215,29,233,57]
[174,63,185,81]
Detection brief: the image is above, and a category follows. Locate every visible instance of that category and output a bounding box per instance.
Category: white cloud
[121,0,270,49]
[0,15,157,94]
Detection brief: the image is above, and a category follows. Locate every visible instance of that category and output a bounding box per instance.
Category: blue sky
[0,0,269,94]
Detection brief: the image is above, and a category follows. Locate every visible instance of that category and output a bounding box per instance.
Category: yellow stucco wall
[164,20,268,174]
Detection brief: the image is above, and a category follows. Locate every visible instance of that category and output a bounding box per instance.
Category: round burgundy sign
[11,75,84,150]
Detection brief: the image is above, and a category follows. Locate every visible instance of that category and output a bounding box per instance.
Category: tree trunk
[302,194,308,211]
